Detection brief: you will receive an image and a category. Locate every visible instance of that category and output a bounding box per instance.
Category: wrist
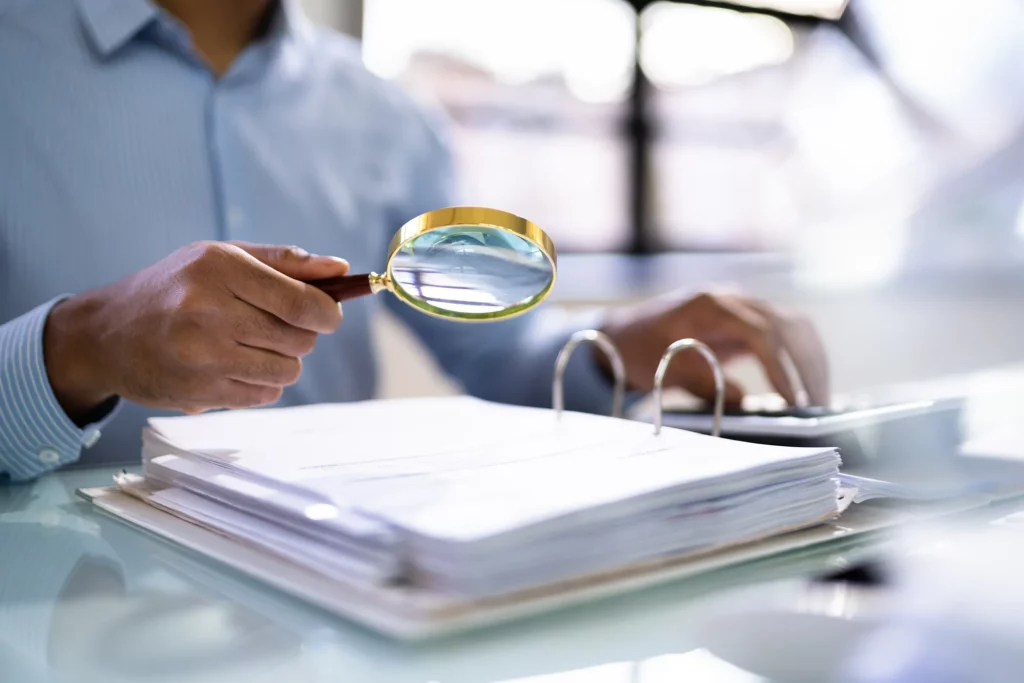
[594,315,638,390]
[592,341,617,384]
[43,294,114,424]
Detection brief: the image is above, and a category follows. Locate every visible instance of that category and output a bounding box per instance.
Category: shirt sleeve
[381,100,636,415]
[0,298,117,482]
[385,297,636,414]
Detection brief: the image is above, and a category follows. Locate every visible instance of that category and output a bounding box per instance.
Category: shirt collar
[75,0,159,57]
[75,0,312,59]
[270,0,315,45]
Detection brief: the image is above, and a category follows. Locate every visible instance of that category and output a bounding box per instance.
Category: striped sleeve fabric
[0,298,109,481]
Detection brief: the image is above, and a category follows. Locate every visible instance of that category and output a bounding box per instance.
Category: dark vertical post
[626,1,653,254]
[622,0,834,255]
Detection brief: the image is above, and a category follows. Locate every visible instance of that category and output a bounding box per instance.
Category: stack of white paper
[127,396,841,598]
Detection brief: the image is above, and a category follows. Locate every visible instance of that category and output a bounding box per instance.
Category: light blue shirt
[0,0,617,482]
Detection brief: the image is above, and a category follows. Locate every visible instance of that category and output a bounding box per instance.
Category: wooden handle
[306,273,375,302]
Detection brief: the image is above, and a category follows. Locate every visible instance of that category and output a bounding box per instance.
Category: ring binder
[653,338,724,437]
[84,362,849,640]
[553,329,626,418]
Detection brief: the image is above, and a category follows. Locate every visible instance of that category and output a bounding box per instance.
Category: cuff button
[38,448,60,464]
[83,428,102,448]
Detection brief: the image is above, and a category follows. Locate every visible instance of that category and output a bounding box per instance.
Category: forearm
[387,298,634,415]
[0,298,116,482]
[461,312,624,413]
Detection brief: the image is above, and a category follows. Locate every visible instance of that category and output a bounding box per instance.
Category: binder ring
[653,338,725,437]
[553,329,626,418]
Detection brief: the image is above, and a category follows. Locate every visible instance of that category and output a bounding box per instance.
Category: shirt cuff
[0,297,118,482]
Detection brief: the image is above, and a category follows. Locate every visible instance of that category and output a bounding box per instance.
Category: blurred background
[302,0,1024,403]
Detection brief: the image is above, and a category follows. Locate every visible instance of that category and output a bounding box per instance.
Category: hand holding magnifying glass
[305,206,557,322]
[40,206,555,424]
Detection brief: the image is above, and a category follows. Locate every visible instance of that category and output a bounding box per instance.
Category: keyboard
[658,396,963,439]
[655,396,965,470]
[666,405,840,419]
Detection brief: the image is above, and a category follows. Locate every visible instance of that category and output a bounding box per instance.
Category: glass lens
[389,225,554,318]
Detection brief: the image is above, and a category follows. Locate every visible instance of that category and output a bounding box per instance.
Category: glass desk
[0,465,882,683]
[4,365,1024,683]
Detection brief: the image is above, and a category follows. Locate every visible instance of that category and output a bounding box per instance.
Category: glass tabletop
[4,364,1024,683]
[0,464,880,683]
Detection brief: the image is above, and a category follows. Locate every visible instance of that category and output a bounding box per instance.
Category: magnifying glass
[306,206,557,322]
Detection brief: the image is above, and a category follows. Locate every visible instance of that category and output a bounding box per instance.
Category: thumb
[230,242,350,280]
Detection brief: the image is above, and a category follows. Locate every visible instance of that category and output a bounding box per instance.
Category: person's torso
[0,0,425,465]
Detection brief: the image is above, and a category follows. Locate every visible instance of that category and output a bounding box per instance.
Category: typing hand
[599,291,830,407]
[44,241,348,420]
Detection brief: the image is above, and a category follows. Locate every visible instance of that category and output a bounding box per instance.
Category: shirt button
[83,428,102,448]
[38,449,61,464]
[227,207,245,229]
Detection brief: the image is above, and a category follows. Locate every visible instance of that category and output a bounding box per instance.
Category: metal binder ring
[553,329,626,418]
[653,338,725,437]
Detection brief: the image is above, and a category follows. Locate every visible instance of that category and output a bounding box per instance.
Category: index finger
[713,296,799,406]
[748,301,830,406]
[219,246,342,333]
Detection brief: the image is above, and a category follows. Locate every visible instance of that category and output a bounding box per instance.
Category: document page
[146,397,839,542]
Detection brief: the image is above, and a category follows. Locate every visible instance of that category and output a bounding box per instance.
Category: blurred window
[363,0,637,251]
[642,3,802,250]
[362,0,1024,261]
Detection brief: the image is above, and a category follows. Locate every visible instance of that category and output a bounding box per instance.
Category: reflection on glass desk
[4,472,1024,683]
[3,365,1024,683]
[0,466,871,683]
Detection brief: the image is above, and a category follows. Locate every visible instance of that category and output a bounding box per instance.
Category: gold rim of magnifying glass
[378,206,558,322]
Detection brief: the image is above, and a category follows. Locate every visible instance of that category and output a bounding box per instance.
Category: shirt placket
[149,19,270,243]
